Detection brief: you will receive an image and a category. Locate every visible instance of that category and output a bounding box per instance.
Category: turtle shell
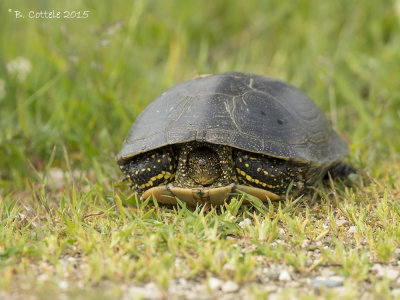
[116,72,348,165]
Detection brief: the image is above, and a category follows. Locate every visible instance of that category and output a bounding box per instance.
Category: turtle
[116,72,354,206]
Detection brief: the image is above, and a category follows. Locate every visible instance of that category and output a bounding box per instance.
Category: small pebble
[279,270,291,281]
[264,286,277,293]
[58,280,69,290]
[37,273,49,282]
[301,239,310,248]
[223,263,236,273]
[311,276,343,289]
[347,226,357,234]
[221,281,239,293]
[392,289,400,296]
[319,268,335,277]
[208,277,222,291]
[335,219,348,227]
[268,293,279,300]
[263,269,281,280]
[371,264,399,280]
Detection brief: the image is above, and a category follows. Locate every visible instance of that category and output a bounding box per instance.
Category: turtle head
[187,147,221,186]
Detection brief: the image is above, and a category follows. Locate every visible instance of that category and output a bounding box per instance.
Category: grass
[1,0,400,299]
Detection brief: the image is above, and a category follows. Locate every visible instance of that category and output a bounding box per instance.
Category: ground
[1,0,400,299]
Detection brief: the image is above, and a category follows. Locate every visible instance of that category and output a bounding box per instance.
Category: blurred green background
[1,0,399,192]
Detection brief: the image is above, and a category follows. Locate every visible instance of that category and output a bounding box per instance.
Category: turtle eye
[277,119,284,125]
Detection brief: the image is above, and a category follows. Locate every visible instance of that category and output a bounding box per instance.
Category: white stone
[48,168,65,189]
[385,269,400,280]
[176,278,188,286]
[58,280,69,290]
[301,239,310,248]
[37,273,49,282]
[221,281,239,293]
[264,286,277,293]
[347,226,357,234]
[392,288,400,296]
[126,283,162,300]
[223,263,236,272]
[268,293,279,300]
[320,268,335,277]
[311,276,344,289]
[371,264,399,280]
[279,270,291,281]
[208,277,223,291]
[335,219,348,227]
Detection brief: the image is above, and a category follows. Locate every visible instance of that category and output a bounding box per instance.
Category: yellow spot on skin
[239,157,242,162]
[141,169,146,172]
[147,168,151,171]
[157,159,161,163]
[246,175,252,181]
[245,163,249,168]
[135,171,139,175]
[263,170,269,175]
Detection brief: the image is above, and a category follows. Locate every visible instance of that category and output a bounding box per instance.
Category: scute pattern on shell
[117,72,348,165]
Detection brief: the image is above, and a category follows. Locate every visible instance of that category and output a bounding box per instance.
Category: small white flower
[0,79,5,100]
[7,57,32,82]
[238,218,252,228]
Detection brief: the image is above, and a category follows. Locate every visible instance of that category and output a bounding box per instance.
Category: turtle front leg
[120,147,177,194]
[233,149,307,195]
